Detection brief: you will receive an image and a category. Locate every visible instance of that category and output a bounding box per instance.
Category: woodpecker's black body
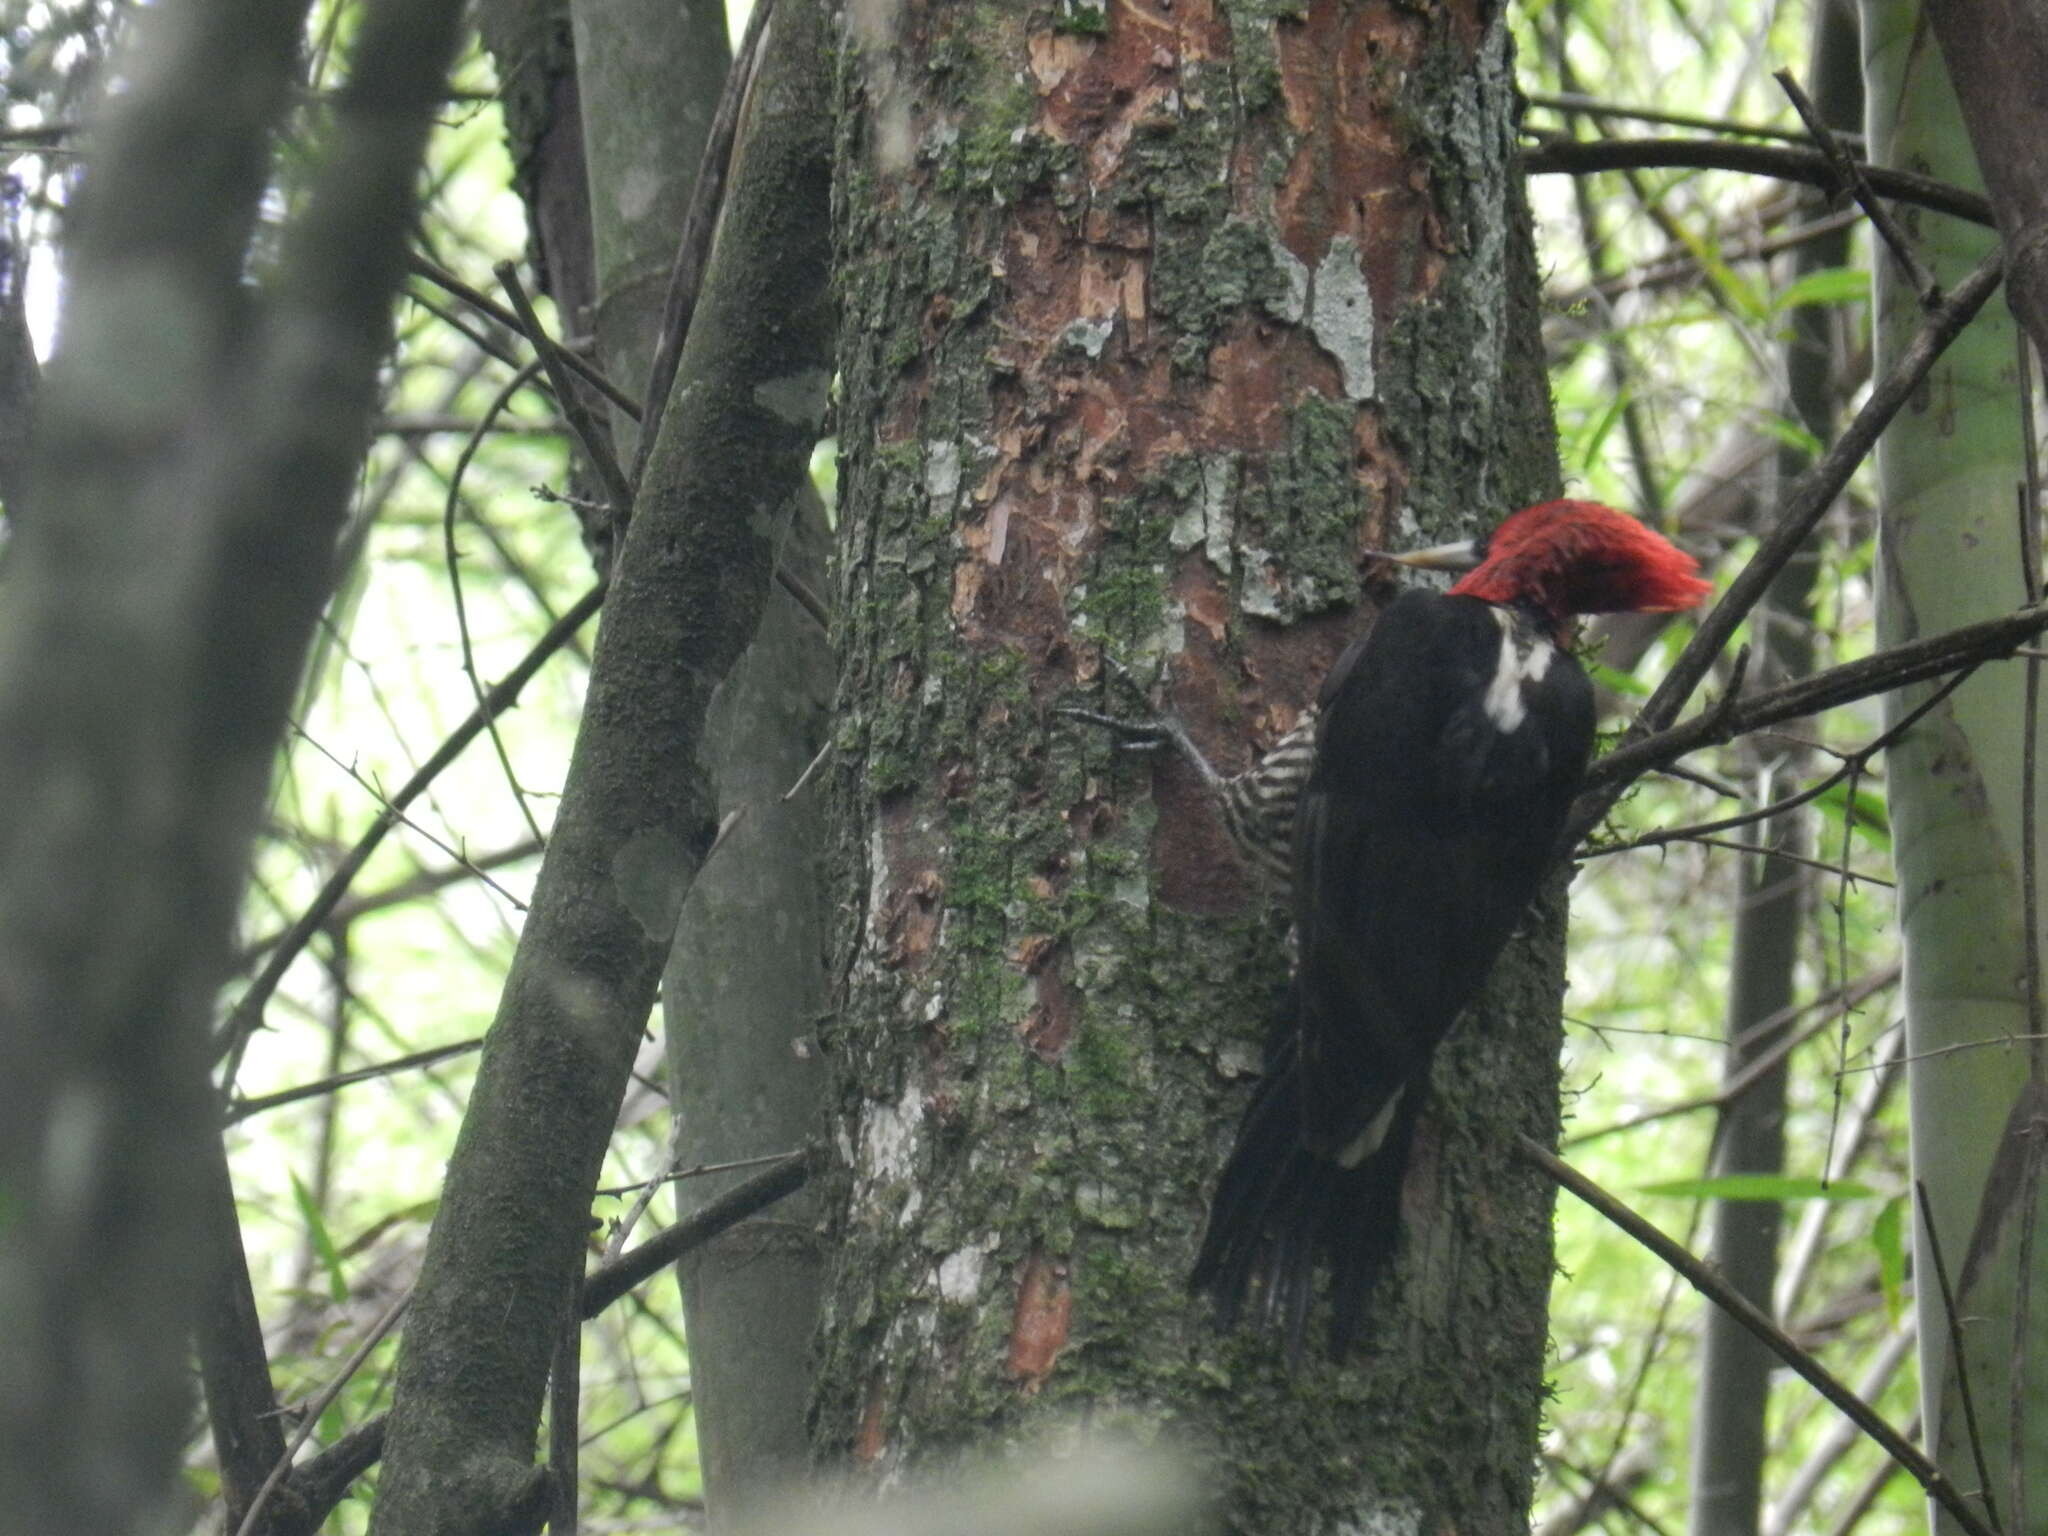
[1067,501,1707,1355]
[1167,501,1714,1356]
[1189,590,1595,1351]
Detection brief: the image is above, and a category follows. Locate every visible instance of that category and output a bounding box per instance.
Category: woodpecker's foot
[1058,655,1226,793]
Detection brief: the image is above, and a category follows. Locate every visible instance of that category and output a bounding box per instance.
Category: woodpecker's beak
[1362,539,1483,574]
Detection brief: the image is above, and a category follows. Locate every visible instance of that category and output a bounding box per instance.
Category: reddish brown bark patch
[1272,2,1446,299]
[1007,1245,1073,1391]
[1014,936,1077,1061]
[875,795,945,971]
[854,1372,889,1465]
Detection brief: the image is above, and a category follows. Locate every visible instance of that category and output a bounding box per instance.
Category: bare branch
[1520,1137,2000,1536]
[1523,137,1993,227]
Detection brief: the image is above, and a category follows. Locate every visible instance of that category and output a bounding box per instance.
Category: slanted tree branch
[1519,1138,1999,1536]
[281,1151,817,1531]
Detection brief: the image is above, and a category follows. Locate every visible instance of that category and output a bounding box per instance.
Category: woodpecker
[1075,500,1710,1355]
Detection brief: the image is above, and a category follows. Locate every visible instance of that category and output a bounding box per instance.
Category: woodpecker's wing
[1289,588,1594,1160]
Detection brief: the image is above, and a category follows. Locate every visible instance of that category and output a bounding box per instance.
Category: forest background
[0,0,2043,1533]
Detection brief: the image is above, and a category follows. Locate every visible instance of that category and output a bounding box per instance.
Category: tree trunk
[1864,3,2048,1531]
[370,4,835,1526]
[662,497,833,1527]
[560,3,838,1521]
[0,1,466,1530]
[819,5,1566,1528]
[474,5,835,1525]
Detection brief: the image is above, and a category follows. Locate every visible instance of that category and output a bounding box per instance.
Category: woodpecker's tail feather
[1188,1042,1417,1360]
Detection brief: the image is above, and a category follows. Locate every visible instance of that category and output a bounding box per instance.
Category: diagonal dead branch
[1521,1137,1999,1536]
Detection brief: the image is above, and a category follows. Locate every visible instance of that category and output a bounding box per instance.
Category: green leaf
[1873,1196,1906,1322]
[1816,778,1891,849]
[1772,265,1869,313]
[290,1171,350,1305]
[1577,388,1632,474]
[1585,659,1652,697]
[1660,209,1769,322]
[1636,1174,1880,1202]
[1755,412,1825,460]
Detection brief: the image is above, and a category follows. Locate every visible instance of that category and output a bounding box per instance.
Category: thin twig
[223,1037,484,1125]
[1826,744,1863,1183]
[444,356,552,848]
[233,1284,413,1536]
[1583,592,2044,801]
[408,253,641,419]
[214,584,606,1079]
[1653,761,1745,798]
[2009,1130,2043,1536]
[777,561,832,631]
[579,1148,816,1316]
[1762,1320,1917,1535]
[375,411,566,437]
[1835,1033,2048,1074]
[1588,663,1978,859]
[1536,1446,1672,1536]
[404,286,525,373]
[237,841,542,962]
[495,261,634,523]
[1674,835,1892,886]
[1524,89,1846,146]
[1541,15,1662,515]
[604,1119,683,1262]
[1779,1027,1907,1324]
[1545,31,1755,336]
[1562,967,1900,1149]
[1773,68,1938,305]
[1820,1438,1912,1536]
[285,721,530,909]
[1915,1181,2005,1535]
[1556,206,1866,314]
[1572,249,2005,845]
[593,1148,807,1199]
[783,736,834,802]
[1521,1136,1998,1536]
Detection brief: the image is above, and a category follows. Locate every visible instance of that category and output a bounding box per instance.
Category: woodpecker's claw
[1055,705,1174,753]
[1058,655,1227,794]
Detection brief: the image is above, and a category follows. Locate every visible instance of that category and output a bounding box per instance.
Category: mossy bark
[819,3,1564,1529]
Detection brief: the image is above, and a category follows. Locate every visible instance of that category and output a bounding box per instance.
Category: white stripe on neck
[1481,606,1554,732]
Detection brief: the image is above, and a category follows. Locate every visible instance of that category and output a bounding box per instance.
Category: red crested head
[1446,500,1711,628]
